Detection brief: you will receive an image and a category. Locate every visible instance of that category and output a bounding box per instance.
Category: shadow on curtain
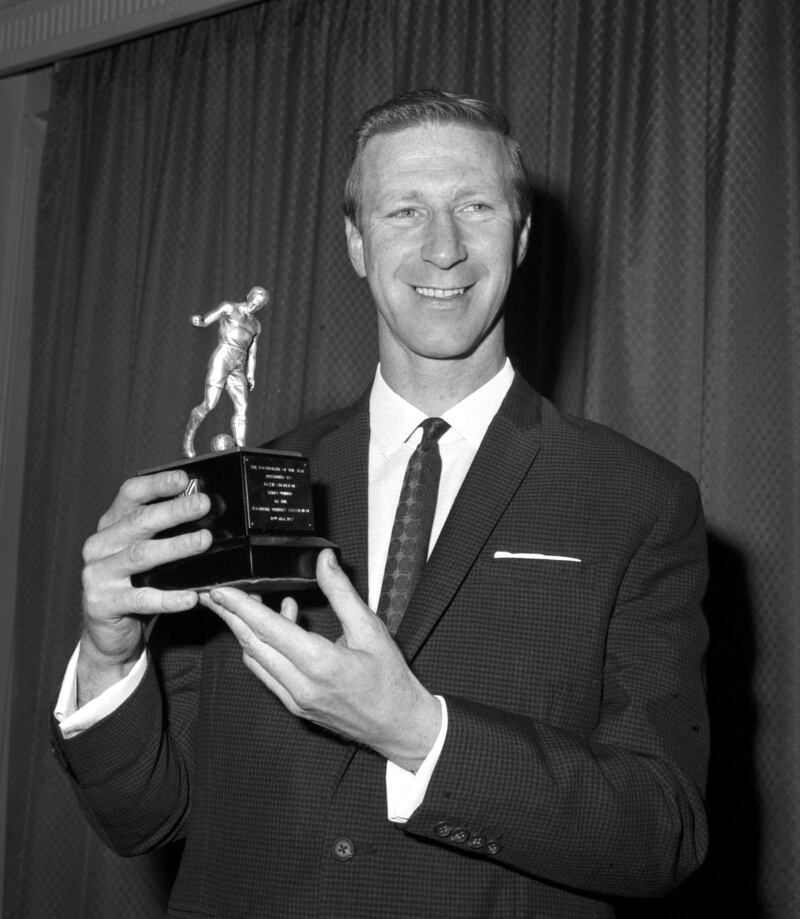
[6,1,799,916]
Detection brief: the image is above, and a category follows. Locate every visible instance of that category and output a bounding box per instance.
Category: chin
[408,337,484,361]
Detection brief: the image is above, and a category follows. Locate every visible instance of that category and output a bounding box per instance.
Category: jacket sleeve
[50,609,211,856]
[403,470,709,898]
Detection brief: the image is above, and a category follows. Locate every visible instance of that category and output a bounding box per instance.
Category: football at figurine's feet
[211,434,236,453]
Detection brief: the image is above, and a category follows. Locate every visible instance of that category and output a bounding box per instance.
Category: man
[53,90,709,917]
[182,285,269,457]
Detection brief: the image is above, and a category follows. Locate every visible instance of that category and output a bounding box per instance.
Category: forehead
[358,122,513,201]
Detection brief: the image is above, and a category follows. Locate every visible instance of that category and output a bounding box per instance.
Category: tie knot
[419,417,450,449]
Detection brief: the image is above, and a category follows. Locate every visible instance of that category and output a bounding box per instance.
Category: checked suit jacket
[54,373,709,918]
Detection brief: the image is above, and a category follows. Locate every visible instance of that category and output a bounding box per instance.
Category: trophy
[131,286,335,592]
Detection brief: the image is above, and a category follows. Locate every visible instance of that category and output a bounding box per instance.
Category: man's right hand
[77,470,212,707]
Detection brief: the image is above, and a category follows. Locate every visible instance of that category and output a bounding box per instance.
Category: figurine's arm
[191,301,233,328]
[246,332,259,391]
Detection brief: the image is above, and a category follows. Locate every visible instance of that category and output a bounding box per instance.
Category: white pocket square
[493,551,582,563]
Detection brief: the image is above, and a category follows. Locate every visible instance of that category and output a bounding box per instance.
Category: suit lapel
[395,375,543,661]
[313,393,371,603]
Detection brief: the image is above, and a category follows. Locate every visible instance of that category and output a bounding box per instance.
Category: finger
[121,490,210,547]
[112,584,201,617]
[203,588,328,672]
[99,470,192,530]
[199,592,309,692]
[204,588,297,647]
[240,652,302,714]
[83,582,200,621]
[83,528,213,610]
[87,490,211,562]
[279,596,299,623]
[83,553,212,622]
[314,549,379,643]
[121,526,213,575]
[200,590,278,645]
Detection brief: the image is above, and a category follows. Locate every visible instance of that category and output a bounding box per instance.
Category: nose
[420,211,467,269]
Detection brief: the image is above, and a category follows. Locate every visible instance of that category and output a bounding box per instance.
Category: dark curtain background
[6,0,799,916]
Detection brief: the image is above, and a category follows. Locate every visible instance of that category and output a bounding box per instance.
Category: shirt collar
[369,359,515,456]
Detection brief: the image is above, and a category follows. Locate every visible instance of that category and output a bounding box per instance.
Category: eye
[461,202,492,216]
[388,207,420,219]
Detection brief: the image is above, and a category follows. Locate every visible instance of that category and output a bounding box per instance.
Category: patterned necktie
[377,417,450,635]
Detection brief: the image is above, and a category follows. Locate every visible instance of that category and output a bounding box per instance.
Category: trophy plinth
[131,447,335,592]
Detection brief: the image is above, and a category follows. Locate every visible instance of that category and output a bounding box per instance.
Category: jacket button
[450,827,469,844]
[467,833,485,849]
[486,839,503,856]
[332,837,355,861]
[434,822,453,838]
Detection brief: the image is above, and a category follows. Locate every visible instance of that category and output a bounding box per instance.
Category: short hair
[343,88,533,231]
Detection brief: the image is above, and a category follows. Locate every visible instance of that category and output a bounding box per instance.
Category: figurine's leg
[231,415,246,447]
[228,373,247,446]
[182,383,223,457]
[182,406,206,458]
[182,359,226,457]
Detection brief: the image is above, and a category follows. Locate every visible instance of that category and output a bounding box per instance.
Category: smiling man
[53,90,709,918]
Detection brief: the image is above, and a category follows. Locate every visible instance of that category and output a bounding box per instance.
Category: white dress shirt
[56,359,515,823]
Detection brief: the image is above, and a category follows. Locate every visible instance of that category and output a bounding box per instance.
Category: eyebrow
[375,182,507,206]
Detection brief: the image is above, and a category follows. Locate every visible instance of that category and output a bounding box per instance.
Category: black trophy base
[133,534,336,593]
[130,446,336,593]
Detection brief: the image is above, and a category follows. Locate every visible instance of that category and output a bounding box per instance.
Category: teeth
[414,287,466,299]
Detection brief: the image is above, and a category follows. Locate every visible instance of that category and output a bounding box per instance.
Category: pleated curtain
[6,1,799,916]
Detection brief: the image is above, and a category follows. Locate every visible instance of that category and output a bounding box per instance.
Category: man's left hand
[198,549,441,771]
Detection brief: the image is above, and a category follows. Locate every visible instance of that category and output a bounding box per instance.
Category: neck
[380,350,507,415]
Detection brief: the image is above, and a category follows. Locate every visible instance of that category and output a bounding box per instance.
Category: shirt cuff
[386,695,448,823]
[54,642,149,739]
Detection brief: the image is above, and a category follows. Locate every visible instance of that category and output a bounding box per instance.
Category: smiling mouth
[414,286,469,300]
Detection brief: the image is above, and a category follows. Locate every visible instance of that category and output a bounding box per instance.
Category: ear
[515,214,531,267]
[345,217,367,278]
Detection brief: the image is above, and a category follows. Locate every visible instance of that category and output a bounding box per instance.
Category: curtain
[6,1,799,916]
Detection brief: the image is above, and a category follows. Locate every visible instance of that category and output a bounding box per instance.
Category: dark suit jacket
[54,375,709,918]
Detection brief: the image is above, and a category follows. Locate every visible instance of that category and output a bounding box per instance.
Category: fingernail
[326,549,339,570]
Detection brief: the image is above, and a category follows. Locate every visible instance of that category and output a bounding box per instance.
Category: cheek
[363,241,388,279]
[363,228,415,277]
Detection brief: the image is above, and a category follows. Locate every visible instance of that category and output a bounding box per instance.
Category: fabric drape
[6,1,799,916]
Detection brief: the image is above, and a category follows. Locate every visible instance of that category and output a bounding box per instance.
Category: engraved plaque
[244,454,315,533]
